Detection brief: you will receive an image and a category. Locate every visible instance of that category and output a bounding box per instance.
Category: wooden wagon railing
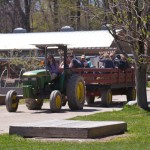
[69,68,135,86]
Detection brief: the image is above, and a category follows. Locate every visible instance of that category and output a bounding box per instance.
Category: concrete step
[9,120,127,139]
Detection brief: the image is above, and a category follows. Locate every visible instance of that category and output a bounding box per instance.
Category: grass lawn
[0,105,150,150]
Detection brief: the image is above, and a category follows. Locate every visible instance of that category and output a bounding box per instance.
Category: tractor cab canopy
[34,44,67,50]
[33,44,68,70]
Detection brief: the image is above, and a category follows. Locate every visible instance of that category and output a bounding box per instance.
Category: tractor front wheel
[50,90,62,112]
[5,90,19,112]
[25,98,43,110]
[66,74,85,110]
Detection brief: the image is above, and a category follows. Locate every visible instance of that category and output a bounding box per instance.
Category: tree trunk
[135,64,148,110]
[70,1,76,29]
[76,0,81,30]
[14,0,26,28]
[24,0,31,32]
[53,0,59,31]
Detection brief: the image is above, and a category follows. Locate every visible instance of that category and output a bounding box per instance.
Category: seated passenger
[68,54,82,68]
[114,54,130,70]
[59,56,70,68]
[46,54,59,80]
[114,54,121,68]
[80,55,89,68]
[86,57,94,68]
[120,54,130,70]
[100,53,114,68]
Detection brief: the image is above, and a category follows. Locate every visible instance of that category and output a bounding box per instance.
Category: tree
[102,0,150,110]
[0,0,32,32]
[12,0,32,32]
[50,0,59,31]
[23,0,32,32]
[0,0,104,32]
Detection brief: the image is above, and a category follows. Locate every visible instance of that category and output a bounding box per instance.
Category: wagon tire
[86,96,95,105]
[101,89,112,107]
[126,87,136,102]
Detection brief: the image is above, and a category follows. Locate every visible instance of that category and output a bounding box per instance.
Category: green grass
[147,81,150,87]
[0,105,150,150]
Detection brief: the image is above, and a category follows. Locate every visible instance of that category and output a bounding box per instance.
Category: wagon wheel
[5,90,19,112]
[25,98,43,110]
[101,89,112,107]
[66,74,85,110]
[86,96,95,105]
[126,87,136,102]
[50,90,62,112]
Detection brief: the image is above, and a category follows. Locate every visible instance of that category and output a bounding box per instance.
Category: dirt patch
[30,133,130,143]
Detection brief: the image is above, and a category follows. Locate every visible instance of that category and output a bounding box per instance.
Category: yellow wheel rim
[11,94,18,108]
[132,89,136,100]
[12,95,16,100]
[77,82,84,103]
[55,95,61,109]
[107,91,112,104]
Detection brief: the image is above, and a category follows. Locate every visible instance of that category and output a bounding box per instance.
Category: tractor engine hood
[23,69,49,77]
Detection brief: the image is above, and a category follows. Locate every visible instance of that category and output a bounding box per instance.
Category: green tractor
[5,44,86,112]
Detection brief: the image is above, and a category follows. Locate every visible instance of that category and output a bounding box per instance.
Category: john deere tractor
[5,44,85,112]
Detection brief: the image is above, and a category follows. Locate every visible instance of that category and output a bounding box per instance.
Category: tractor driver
[46,54,59,80]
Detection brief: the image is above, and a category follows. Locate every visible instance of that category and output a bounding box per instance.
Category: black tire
[126,87,136,101]
[86,96,95,105]
[62,95,67,106]
[66,74,85,110]
[101,89,112,107]
[5,90,19,112]
[25,98,43,110]
[50,90,62,112]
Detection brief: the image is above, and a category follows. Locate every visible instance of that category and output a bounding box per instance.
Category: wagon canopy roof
[0,30,117,53]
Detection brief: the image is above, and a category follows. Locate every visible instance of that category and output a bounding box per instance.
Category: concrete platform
[0,87,23,105]
[0,95,5,105]
[9,120,127,139]
[0,87,23,95]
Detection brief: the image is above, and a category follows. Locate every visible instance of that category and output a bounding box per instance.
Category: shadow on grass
[85,100,126,108]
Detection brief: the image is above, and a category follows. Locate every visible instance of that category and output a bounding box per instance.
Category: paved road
[0,89,150,134]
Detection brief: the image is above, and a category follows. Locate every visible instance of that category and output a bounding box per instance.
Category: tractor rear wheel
[86,96,95,105]
[66,74,85,110]
[5,90,19,112]
[25,98,43,110]
[101,89,112,107]
[50,90,62,112]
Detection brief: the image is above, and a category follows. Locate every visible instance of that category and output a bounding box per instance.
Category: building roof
[0,30,116,53]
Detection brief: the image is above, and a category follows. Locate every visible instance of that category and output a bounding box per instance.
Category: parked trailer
[66,68,136,107]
